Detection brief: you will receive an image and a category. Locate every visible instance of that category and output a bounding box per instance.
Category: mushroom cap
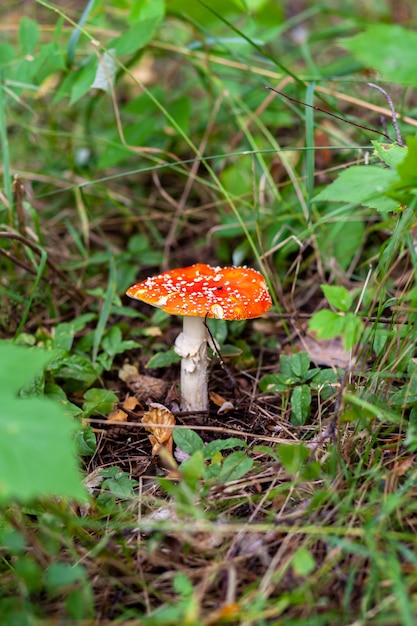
[126,263,272,320]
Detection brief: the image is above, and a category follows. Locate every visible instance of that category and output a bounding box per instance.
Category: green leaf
[314,166,399,213]
[321,285,352,312]
[70,57,99,105]
[259,372,288,393]
[44,563,86,592]
[308,310,345,340]
[289,352,310,378]
[100,467,135,498]
[19,17,39,55]
[51,354,100,387]
[75,425,97,456]
[146,349,181,368]
[291,385,311,426]
[173,428,204,455]
[342,313,364,351]
[82,388,117,418]
[53,322,76,352]
[203,437,247,460]
[180,450,205,489]
[316,217,365,272]
[130,0,165,23]
[112,18,161,56]
[0,343,86,502]
[396,137,417,186]
[343,24,417,86]
[372,141,407,169]
[279,354,295,380]
[101,326,139,359]
[216,451,253,483]
[292,547,316,576]
[0,43,15,67]
[278,443,310,474]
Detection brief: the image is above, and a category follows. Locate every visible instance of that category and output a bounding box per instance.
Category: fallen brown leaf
[107,395,140,422]
[142,404,175,456]
[119,363,170,402]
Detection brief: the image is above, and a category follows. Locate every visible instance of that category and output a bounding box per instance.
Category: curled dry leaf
[119,363,170,402]
[141,404,175,456]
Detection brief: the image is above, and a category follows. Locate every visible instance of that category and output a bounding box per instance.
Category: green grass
[2,0,417,623]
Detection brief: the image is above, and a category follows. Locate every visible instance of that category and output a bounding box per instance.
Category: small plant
[260,352,340,425]
[0,342,85,502]
[309,285,364,351]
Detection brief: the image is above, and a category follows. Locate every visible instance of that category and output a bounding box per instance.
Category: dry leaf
[392,456,414,477]
[297,335,356,369]
[142,404,175,456]
[107,408,128,423]
[119,363,169,402]
[107,395,139,422]
[209,391,234,414]
[210,391,228,407]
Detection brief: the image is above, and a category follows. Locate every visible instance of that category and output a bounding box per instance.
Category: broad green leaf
[292,547,316,576]
[203,437,247,460]
[308,310,345,340]
[75,426,97,456]
[32,42,66,84]
[321,285,352,312]
[342,313,364,351]
[82,388,117,418]
[173,428,204,454]
[372,141,407,169]
[180,450,205,489]
[316,218,365,272]
[311,369,339,400]
[278,443,310,473]
[19,17,39,55]
[0,43,15,66]
[44,563,86,592]
[130,0,165,23]
[291,384,311,426]
[0,342,52,394]
[343,25,417,86]
[289,352,310,378]
[172,572,194,596]
[53,322,76,352]
[51,354,100,386]
[0,343,86,502]
[146,349,181,369]
[101,326,139,358]
[280,354,296,380]
[70,57,99,105]
[112,18,161,56]
[396,137,417,186]
[102,475,134,499]
[314,166,399,213]
[259,372,288,393]
[216,451,253,483]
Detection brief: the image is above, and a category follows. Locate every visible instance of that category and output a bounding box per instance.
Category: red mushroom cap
[126,263,272,320]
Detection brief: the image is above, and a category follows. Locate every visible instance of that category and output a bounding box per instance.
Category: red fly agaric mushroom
[126,263,272,413]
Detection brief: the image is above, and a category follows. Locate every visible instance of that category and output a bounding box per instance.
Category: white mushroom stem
[174,316,209,412]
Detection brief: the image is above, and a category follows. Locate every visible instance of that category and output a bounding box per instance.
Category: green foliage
[0,342,86,502]
[260,352,338,425]
[171,428,253,490]
[309,285,364,352]
[343,24,417,86]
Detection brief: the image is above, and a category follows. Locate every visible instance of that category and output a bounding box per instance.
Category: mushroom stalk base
[174,316,208,412]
